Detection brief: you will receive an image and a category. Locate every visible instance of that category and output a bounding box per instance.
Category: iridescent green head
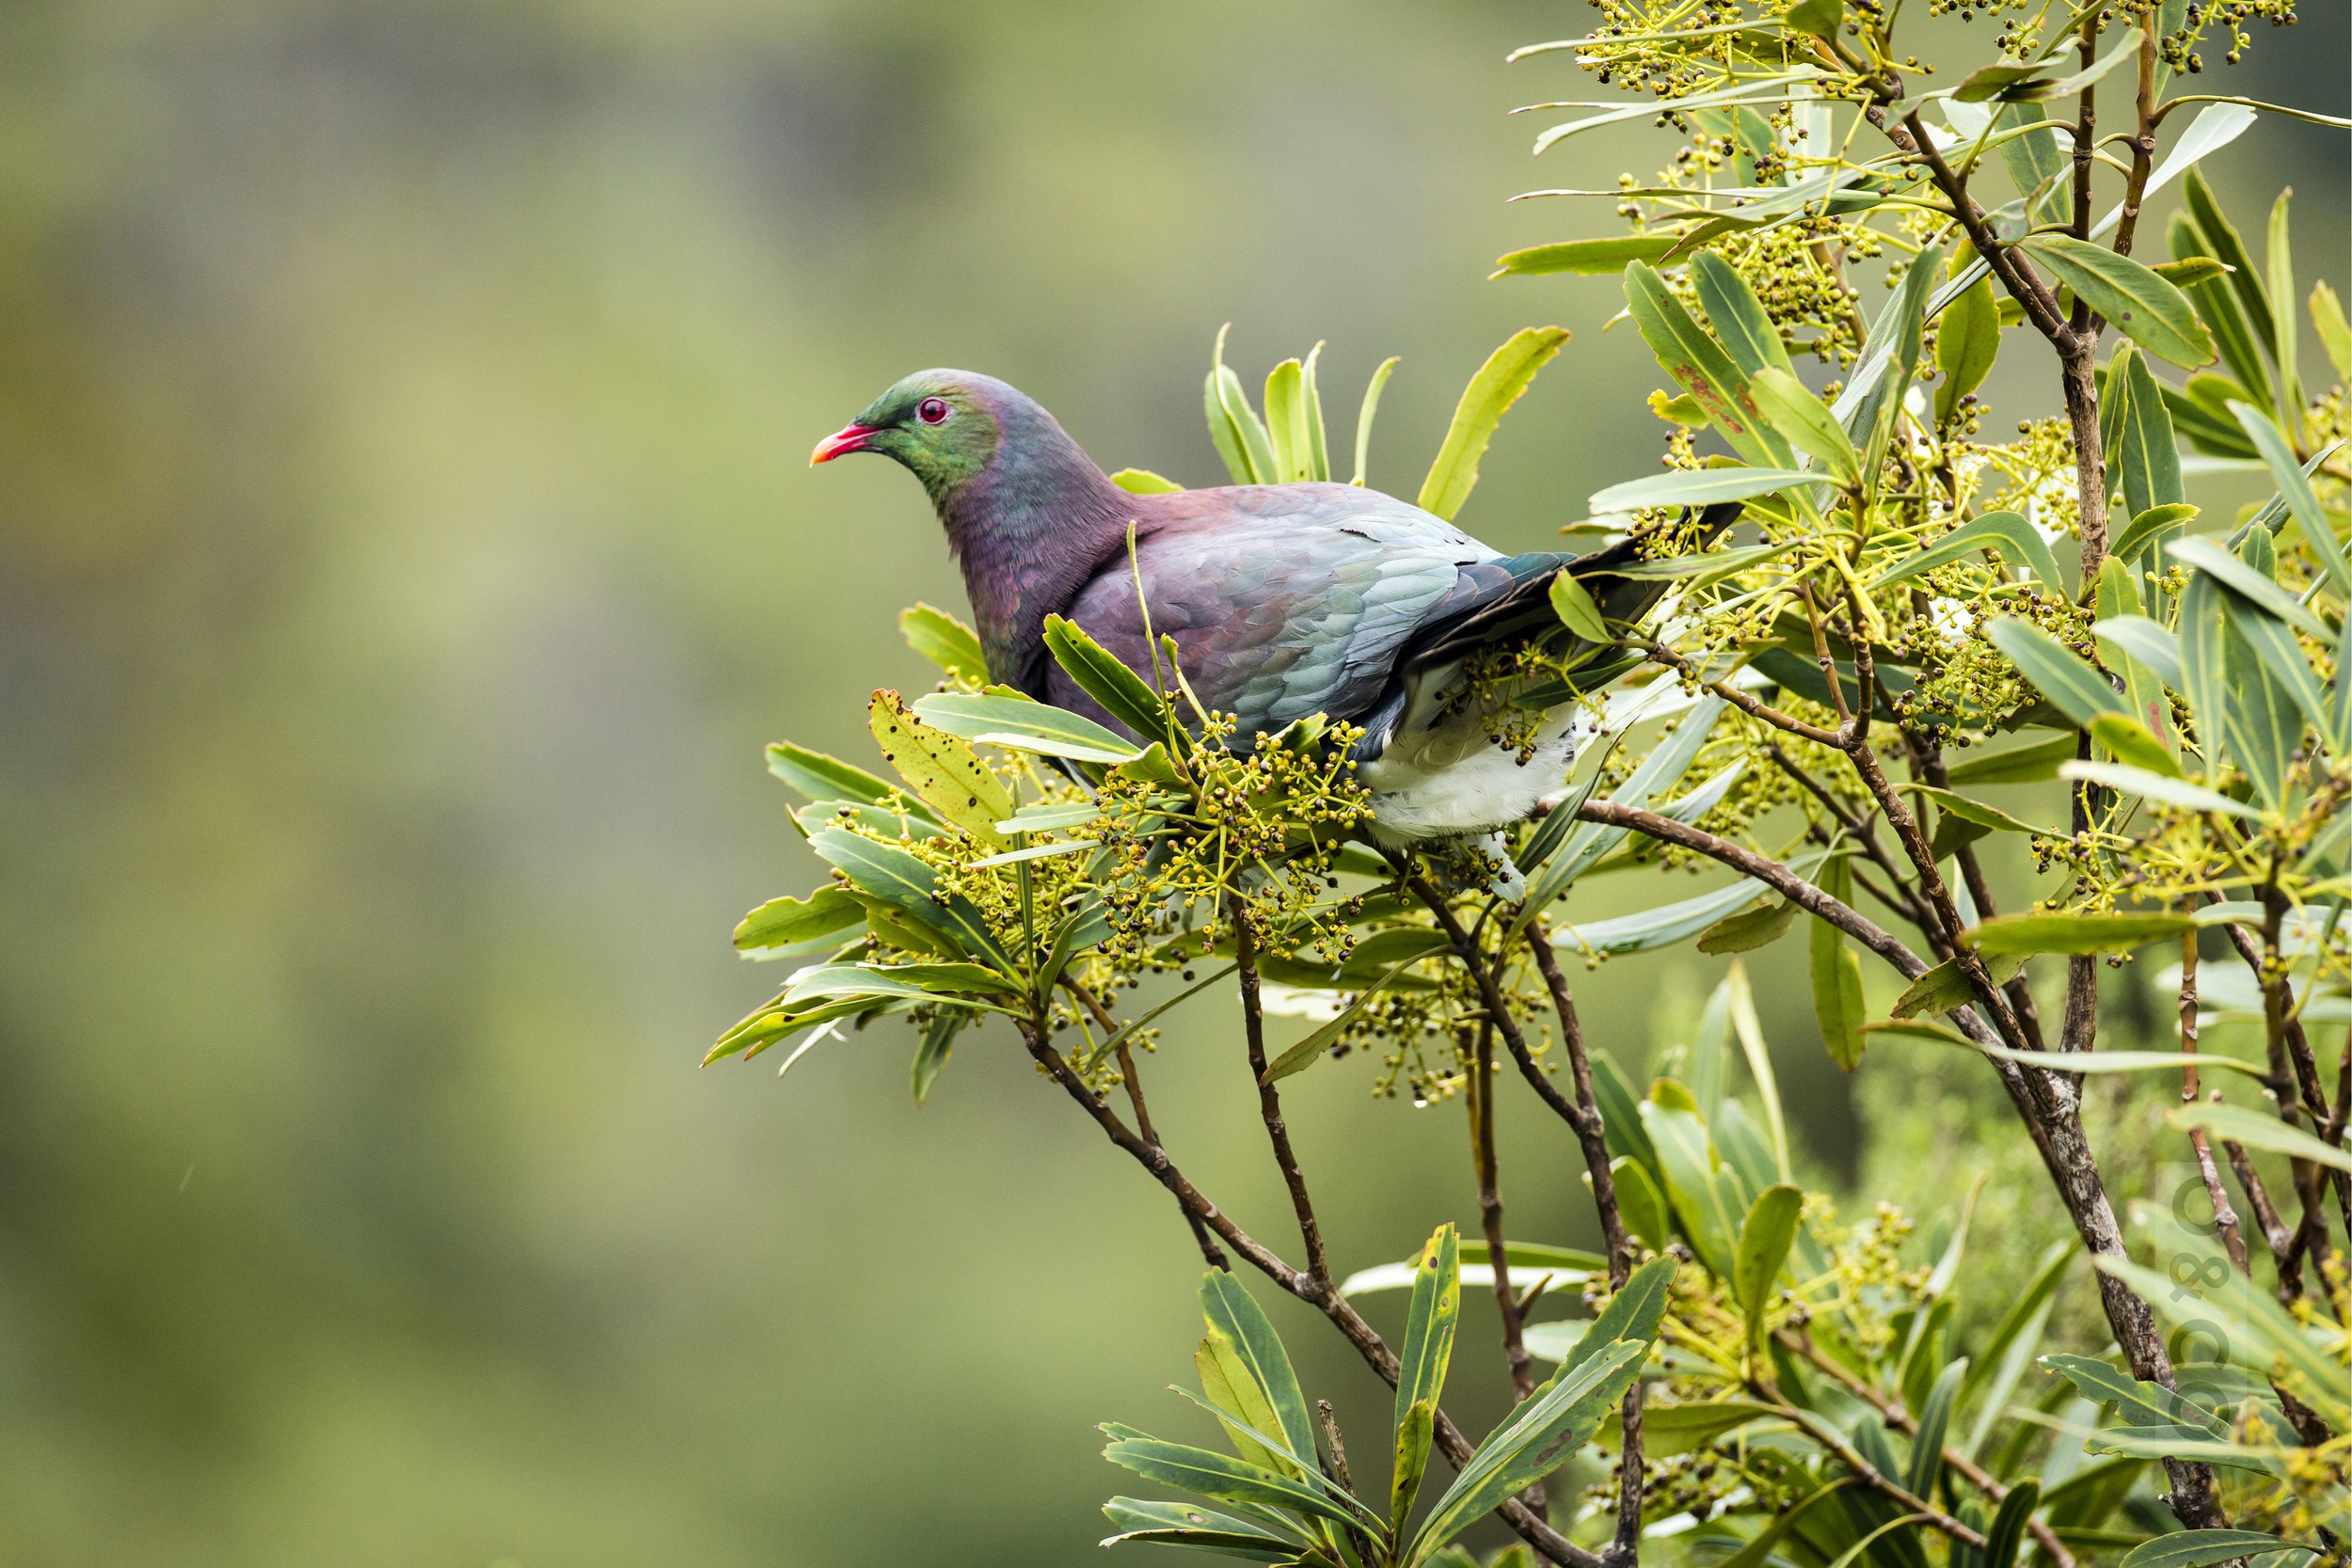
[809,369,1009,501]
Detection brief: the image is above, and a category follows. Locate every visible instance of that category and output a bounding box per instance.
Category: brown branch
[1017,1022,1601,1568]
[2070,17,2098,248]
[2178,935,2251,1274]
[1525,935,1646,1568]
[1872,106,2070,343]
[1232,897,1333,1288]
[2227,911,2352,1235]
[2110,23,2159,260]
[2224,1136,2306,1298]
[1468,1018,1539,1402]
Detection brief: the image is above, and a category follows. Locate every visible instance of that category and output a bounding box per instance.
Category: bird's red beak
[809,423,880,466]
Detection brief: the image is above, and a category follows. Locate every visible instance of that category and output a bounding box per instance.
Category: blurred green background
[0,4,2340,1562]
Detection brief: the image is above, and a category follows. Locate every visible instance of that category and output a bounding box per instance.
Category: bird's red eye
[916,397,951,425]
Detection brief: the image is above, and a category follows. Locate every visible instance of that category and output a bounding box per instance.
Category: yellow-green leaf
[867,691,1014,846]
[1419,325,1570,519]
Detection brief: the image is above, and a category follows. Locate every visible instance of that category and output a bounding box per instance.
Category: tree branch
[1229,900,1336,1288]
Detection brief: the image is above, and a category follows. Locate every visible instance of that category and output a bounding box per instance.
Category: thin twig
[1525,933,1646,1568]
[1231,896,1333,1288]
[2177,934,2250,1274]
[1469,1018,1539,1402]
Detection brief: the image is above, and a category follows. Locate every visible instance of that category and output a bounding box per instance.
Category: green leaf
[1406,1338,1645,1564]
[2167,537,2329,637]
[1549,572,1611,641]
[1935,275,2000,424]
[1102,1496,1307,1559]
[2095,612,2185,687]
[2111,502,2200,570]
[1608,1156,1671,1255]
[1589,465,1816,512]
[2171,206,2273,406]
[1943,734,2078,785]
[1890,950,2024,1019]
[1985,618,2126,726]
[1907,1359,1965,1499]
[1262,357,1313,483]
[765,740,905,810]
[2117,1532,2320,1568]
[2265,190,2300,420]
[2022,235,2214,367]
[2088,714,2181,777]
[1195,1325,1295,1478]
[1041,615,1177,743]
[1919,784,2061,839]
[2112,344,2185,524]
[2169,1101,2352,1174]
[2178,574,2231,782]
[1995,105,2072,230]
[2041,1354,2229,1434]
[1981,1482,2039,1568]
[2153,256,2231,288]
[1199,1273,1323,1475]
[1693,253,1795,379]
[2221,592,2332,753]
[1260,940,1448,1083]
[1749,367,1859,481]
[1697,897,1795,954]
[1624,261,1792,469]
[1108,467,1184,495]
[1418,325,1570,521]
[805,826,1007,966]
[1644,1094,1742,1277]
[900,602,988,679]
[1553,874,1798,958]
[1963,910,2194,954]
[1350,356,1397,487]
[1837,242,1946,475]
[2231,401,2352,596]
[1811,856,1867,1070]
[868,691,1015,845]
[733,885,866,960]
[1602,1399,1778,1458]
[1204,324,1276,485]
[2312,280,2351,380]
[912,690,1140,764]
[2221,615,2297,808]
[1732,1184,1803,1343]
[1494,234,1680,277]
[1102,1436,1367,1534]
[1785,0,1840,40]
[2059,760,2264,817]
[910,1011,961,1104]
[1391,1226,1460,1530]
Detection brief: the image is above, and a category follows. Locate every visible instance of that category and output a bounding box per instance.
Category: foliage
[723,1,2350,1564]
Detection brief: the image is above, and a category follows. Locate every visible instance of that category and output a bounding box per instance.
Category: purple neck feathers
[936,402,1138,693]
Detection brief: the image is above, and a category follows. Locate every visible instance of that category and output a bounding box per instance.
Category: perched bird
[812,369,1731,855]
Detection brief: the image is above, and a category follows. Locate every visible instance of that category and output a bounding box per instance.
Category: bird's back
[1048,483,1505,741]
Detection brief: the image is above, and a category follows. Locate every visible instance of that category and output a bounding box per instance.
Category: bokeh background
[0,4,2342,1563]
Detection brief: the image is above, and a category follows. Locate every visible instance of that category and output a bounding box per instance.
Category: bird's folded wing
[1052,485,1494,737]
